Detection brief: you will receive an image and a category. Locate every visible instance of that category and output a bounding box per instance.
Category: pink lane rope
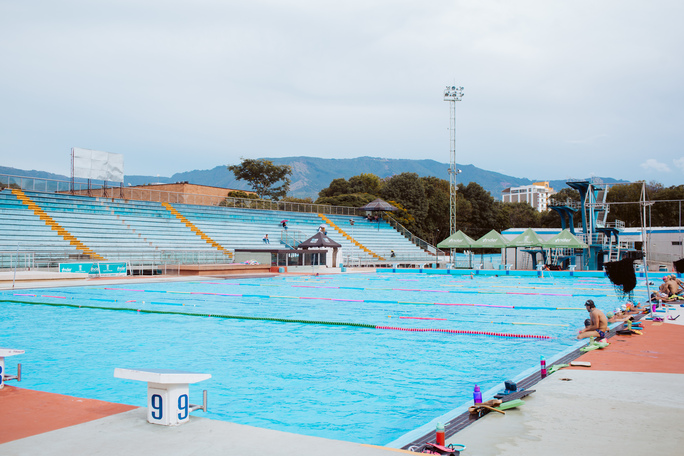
[375,326,551,339]
[435,302,514,309]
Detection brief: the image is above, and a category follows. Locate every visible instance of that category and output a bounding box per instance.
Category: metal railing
[280,230,306,248]
[548,198,581,209]
[0,173,360,215]
[0,251,36,270]
[384,215,445,259]
[0,249,233,273]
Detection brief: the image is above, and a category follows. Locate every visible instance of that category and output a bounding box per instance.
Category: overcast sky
[1,0,682,186]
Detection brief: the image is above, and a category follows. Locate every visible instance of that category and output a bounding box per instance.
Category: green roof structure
[542,229,588,249]
[508,228,545,248]
[436,230,476,249]
[471,229,510,249]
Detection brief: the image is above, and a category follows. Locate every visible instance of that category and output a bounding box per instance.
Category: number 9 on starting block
[114,368,211,426]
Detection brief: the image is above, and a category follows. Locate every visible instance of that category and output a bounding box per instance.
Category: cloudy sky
[1,0,682,186]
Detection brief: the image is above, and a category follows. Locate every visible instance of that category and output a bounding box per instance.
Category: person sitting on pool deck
[578,300,608,341]
[667,275,683,294]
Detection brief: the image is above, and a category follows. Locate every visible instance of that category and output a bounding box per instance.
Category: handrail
[548,198,581,209]
[280,230,305,248]
[384,215,445,259]
[0,249,234,272]
[0,173,360,216]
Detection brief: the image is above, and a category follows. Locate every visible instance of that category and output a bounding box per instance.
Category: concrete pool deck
[446,307,684,455]
[2,272,683,455]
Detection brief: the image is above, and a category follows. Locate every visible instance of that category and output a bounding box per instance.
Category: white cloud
[673,157,684,172]
[640,159,670,173]
[1,1,683,186]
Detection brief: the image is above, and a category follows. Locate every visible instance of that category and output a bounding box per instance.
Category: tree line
[314,174,684,244]
[227,159,684,245]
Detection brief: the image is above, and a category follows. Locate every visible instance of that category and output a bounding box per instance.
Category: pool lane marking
[94,288,591,310]
[0,299,551,339]
[397,316,568,327]
[192,282,615,297]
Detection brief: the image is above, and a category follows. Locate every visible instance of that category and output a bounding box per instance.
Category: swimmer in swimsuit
[578,299,609,341]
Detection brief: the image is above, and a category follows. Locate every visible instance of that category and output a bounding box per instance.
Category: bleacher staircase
[162,203,233,259]
[11,188,106,260]
[318,214,384,261]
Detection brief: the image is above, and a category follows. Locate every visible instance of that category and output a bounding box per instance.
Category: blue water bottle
[473,384,482,404]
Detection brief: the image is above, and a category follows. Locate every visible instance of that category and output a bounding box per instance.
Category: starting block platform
[0,348,24,389]
[114,368,211,426]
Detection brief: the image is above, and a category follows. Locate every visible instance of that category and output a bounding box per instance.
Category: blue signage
[59,262,127,276]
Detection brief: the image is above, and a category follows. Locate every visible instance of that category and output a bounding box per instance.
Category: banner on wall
[59,262,127,276]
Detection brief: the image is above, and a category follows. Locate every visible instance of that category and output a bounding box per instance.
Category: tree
[381,173,428,232]
[551,187,581,205]
[420,176,450,245]
[651,185,684,227]
[227,158,292,200]
[540,210,562,228]
[457,182,498,239]
[606,182,643,227]
[315,193,377,208]
[499,202,541,230]
[384,200,415,230]
[317,178,351,198]
[348,173,383,195]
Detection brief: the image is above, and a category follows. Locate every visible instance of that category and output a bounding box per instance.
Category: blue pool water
[0,273,636,445]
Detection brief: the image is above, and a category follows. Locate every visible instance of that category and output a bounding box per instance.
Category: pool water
[0,273,635,445]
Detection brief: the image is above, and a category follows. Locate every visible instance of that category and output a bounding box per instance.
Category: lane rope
[0,299,551,339]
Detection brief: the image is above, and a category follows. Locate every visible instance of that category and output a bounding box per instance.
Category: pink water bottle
[540,355,547,379]
[473,384,482,404]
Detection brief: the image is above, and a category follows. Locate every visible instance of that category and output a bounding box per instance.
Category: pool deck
[447,306,684,455]
[2,272,683,455]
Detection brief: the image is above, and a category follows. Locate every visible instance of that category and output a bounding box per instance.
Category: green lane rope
[0,299,374,329]
[1,298,551,339]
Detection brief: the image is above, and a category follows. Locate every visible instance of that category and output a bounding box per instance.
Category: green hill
[1,158,625,200]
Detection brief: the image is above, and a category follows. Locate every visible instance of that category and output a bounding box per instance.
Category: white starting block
[0,348,24,389]
[114,368,211,426]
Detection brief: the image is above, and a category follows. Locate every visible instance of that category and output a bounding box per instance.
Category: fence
[0,173,360,215]
[0,249,233,273]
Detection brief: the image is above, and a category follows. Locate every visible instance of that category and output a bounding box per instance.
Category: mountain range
[0,157,626,200]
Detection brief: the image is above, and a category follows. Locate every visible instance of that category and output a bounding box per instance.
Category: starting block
[114,368,211,426]
[0,348,24,389]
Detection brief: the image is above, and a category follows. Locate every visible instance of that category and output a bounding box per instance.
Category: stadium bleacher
[0,188,437,270]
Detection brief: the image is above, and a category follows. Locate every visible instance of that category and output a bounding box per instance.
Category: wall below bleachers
[177,263,271,276]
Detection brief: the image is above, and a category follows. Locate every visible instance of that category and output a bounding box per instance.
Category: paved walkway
[448,306,684,455]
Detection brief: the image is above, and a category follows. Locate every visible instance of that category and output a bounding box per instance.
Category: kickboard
[570,361,591,367]
[495,399,525,411]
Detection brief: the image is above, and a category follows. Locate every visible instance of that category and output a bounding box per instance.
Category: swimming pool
[1,273,637,445]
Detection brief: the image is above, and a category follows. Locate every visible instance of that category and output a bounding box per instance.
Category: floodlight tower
[444,85,464,235]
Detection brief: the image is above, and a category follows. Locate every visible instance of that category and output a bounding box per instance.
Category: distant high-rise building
[501,181,555,212]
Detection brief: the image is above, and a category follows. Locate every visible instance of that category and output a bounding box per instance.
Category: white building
[501,181,555,212]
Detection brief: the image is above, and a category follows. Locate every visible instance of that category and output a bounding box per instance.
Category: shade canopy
[508,228,545,248]
[298,231,342,249]
[471,229,510,249]
[542,229,588,249]
[359,198,398,212]
[437,230,476,249]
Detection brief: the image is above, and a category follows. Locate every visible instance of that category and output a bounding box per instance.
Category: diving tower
[549,179,629,271]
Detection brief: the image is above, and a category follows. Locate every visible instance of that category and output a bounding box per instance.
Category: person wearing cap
[578,300,608,341]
